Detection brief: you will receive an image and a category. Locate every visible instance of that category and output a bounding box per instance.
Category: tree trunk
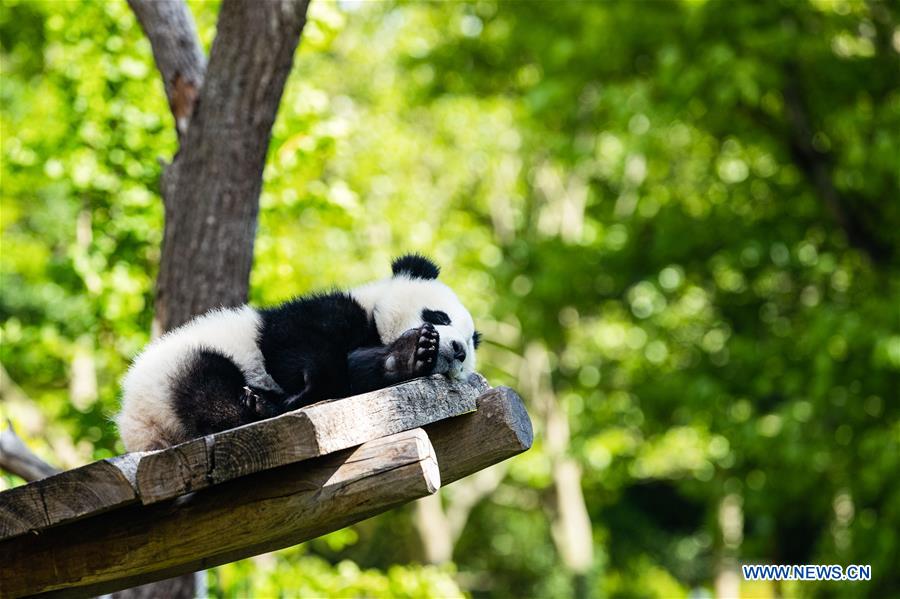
[131,0,311,333]
[714,493,743,599]
[522,343,594,599]
[413,464,509,564]
[122,0,311,595]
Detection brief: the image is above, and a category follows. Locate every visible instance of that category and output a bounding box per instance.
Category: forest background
[1,1,898,597]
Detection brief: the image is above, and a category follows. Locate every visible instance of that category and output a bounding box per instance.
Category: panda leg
[171,349,286,439]
[253,373,314,414]
[347,323,439,394]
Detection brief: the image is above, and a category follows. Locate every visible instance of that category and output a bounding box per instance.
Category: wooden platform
[0,374,532,598]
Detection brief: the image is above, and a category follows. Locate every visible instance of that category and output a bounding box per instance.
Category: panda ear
[391,254,440,280]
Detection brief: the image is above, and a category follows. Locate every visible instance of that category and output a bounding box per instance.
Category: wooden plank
[0,374,488,537]
[0,385,531,597]
[131,436,213,506]
[0,453,143,541]
[0,428,440,598]
[136,373,486,505]
[425,386,533,485]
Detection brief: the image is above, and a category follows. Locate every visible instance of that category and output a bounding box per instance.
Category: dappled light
[2,0,899,597]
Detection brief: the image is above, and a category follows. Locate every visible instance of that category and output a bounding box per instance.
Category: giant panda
[116,254,481,452]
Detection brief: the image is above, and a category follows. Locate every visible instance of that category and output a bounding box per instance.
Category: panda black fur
[116,254,481,452]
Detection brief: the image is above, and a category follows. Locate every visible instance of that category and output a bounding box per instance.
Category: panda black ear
[391,253,440,280]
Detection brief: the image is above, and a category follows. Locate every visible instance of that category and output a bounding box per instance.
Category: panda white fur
[116,254,481,452]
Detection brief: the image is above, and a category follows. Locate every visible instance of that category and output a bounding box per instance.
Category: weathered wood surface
[0,453,143,540]
[136,374,485,505]
[425,386,533,485]
[0,428,440,598]
[0,385,531,598]
[0,375,485,540]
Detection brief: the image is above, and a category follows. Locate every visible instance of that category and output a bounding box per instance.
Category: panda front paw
[386,323,439,380]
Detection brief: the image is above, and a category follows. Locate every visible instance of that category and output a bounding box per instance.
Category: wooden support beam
[0,385,531,598]
[0,429,440,598]
[136,374,485,505]
[0,375,488,539]
[0,375,486,542]
[0,454,144,540]
[426,386,532,486]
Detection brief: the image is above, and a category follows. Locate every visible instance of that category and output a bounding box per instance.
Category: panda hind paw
[414,322,439,374]
[241,386,281,420]
[388,323,439,379]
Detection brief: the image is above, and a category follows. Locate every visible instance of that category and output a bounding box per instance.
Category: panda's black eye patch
[422,309,451,326]
[473,330,482,348]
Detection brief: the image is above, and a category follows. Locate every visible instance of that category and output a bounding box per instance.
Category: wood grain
[0,453,143,540]
[0,375,485,537]
[0,384,532,597]
[136,374,483,504]
[0,428,439,598]
[425,386,533,485]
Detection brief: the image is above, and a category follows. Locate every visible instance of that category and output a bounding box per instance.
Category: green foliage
[211,546,463,599]
[2,0,899,597]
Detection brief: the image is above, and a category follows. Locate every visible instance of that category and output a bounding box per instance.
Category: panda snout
[451,340,466,363]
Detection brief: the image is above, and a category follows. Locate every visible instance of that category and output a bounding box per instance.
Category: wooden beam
[0,385,532,597]
[426,386,533,486]
[0,454,144,540]
[0,375,486,541]
[136,374,486,505]
[0,429,440,598]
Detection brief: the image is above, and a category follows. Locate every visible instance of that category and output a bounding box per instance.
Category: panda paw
[241,386,281,420]
[413,323,440,374]
[387,323,439,379]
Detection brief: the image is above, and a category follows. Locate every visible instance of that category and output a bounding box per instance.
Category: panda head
[351,254,481,380]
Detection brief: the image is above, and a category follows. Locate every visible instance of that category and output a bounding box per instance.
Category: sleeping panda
[116,254,481,452]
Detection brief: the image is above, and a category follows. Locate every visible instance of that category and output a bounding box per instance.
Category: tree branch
[127,0,206,138]
[414,464,508,563]
[521,343,592,597]
[0,421,60,482]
